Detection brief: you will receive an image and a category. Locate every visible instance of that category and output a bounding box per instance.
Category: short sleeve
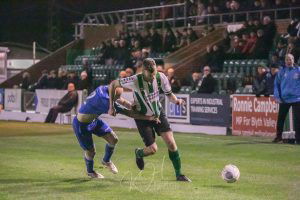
[159,72,172,95]
[119,75,138,91]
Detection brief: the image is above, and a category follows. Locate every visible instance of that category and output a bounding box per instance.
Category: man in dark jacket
[45,82,78,123]
[265,64,279,96]
[198,66,216,94]
[252,65,267,97]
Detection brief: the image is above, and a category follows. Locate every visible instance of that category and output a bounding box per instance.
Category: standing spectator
[166,67,181,93]
[64,72,78,89]
[250,29,268,59]
[45,82,78,123]
[35,70,48,89]
[273,54,300,144]
[47,70,58,89]
[265,64,279,96]
[198,66,216,94]
[262,16,277,50]
[164,28,176,53]
[20,72,31,90]
[242,31,257,55]
[252,65,267,97]
[57,70,67,89]
[287,42,300,63]
[210,45,224,72]
[78,71,90,91]
[149,28,162,54]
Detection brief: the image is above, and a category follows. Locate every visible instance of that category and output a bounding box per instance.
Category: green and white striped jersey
[119,72,172,117]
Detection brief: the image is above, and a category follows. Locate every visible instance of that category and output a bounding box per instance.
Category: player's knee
[167,141,177,151]
[149,143,158,155]
[108,132,119,145]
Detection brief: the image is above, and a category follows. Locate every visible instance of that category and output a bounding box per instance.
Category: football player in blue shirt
[73,85,157,178]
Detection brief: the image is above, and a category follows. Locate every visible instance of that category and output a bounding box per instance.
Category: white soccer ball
[221,164,240,183]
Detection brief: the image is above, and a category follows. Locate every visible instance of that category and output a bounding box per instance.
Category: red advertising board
[232,95,279,137]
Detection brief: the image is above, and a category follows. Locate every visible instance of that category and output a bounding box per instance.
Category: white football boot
[87,171,104,179]
[102,160,118,174]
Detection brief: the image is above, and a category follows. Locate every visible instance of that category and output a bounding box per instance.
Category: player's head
[142,58,157,82]
[285,54,294,67]
[67,82,76,92]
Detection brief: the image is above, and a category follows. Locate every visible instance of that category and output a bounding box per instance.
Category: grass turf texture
[0,121,299,200]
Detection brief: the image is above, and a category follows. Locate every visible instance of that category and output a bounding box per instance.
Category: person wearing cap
[273,54,300,144]
[265,64,279,97]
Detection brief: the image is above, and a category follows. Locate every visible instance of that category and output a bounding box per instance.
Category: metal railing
[74,4,300,39]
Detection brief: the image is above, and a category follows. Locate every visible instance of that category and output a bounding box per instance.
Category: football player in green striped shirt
[109,58,191,182]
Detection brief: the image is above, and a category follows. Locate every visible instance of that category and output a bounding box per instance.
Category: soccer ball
[221,164,240,183]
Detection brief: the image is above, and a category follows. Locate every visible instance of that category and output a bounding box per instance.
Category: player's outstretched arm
[119,108,160,122]
[108,80,122,116]
[167,93,185,105]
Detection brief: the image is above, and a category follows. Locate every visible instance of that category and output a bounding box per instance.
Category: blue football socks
[103,143,115,163]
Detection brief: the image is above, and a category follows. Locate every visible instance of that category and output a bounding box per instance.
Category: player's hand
[147,116,161,124]
[176,99,186,106]
[108,107,116,116]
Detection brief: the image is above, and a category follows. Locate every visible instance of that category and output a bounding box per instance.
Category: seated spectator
[198,66,216,94]
[20,72,31,90]
[189,71,202,91]
[187,27,198,42]
[265,64,279,96]
[78,71,90,91]
[45,83,78,123]
[252,65,267,97]
[275,40,287,60]
[270,53,283,66]
[47,70,58,89]
[166,67,181,93]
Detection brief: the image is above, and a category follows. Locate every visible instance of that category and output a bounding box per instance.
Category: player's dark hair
[143,58,156,73]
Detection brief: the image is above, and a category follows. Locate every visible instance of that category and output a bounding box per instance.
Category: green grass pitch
[0,121,299,200]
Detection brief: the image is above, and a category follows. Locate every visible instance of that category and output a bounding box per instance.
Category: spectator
[166,67,181,93]
[262,16,277,50]
[47,70,58,89]
[198,66,216,94]
[275,40,287,60]
[157,65,165,73]
[35,70,48,89]
[210,45,224,72]
[252,65,267,97]
[187,27,198,42]
[149,28,162,53]
[265,64,279,96]
[57,70,67,90]
[270,53,283,66]
[287,18,300,37]
[287,42,300,63]
[78,71,90,91]
[250,29,268,59]
[44,82,78,123]
[164,28,176,52]
[189,71,202,91]
[242,31,257,54]
[273,54,300,144]
[64,72,78,89]
[115,40,130,64]
[20,72,31,90]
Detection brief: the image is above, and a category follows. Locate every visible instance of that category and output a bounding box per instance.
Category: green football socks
[168,150,182,177]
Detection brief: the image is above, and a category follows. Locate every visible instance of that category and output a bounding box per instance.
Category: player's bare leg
[161,131,191,182]
[101,131,119,174]
[85,148,104,179]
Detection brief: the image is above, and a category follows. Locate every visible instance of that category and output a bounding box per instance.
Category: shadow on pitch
[226,141,275,146]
